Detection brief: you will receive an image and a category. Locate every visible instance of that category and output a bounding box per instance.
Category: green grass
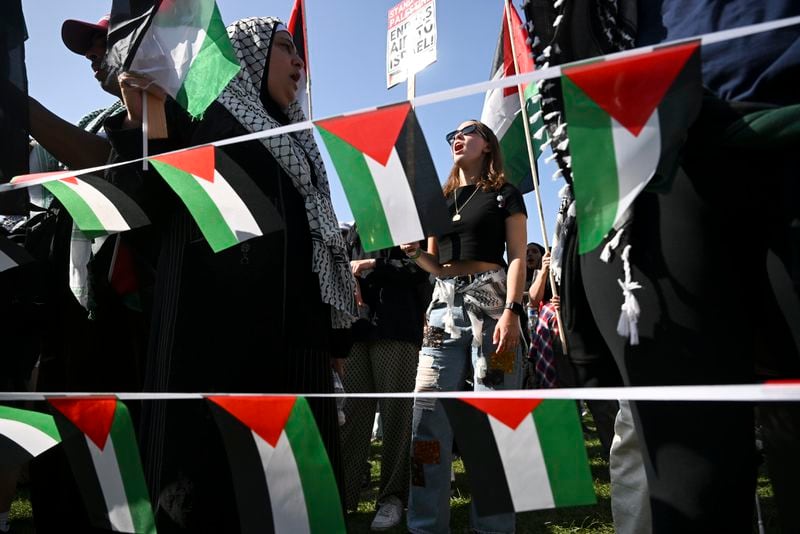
[345,415,781,533]
[8,415,782,533]
[346,417,615,533]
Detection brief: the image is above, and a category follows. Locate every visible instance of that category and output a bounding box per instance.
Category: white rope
[1,383,799,402]
[600,228,625,263]
[616,244,642,345]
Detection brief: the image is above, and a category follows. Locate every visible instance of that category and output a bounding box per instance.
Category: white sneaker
[370,495,403,531]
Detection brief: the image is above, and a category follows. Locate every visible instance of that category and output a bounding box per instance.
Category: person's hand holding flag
[117,72,167,136]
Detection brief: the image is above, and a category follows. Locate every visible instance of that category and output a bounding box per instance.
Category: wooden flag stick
[503,0,568,353]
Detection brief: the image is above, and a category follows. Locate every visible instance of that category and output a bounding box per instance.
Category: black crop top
[437,182,526,266]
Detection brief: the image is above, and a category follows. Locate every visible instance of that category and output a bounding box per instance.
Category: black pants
[574,98,800,532]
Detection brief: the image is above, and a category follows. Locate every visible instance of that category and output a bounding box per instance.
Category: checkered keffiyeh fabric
[529,302,560,388]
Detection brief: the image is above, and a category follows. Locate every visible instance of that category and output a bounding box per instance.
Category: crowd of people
[1,2,799,534]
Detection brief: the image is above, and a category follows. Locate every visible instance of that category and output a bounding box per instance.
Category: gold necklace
[452,185,480,222]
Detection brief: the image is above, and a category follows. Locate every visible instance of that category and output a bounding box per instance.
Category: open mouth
[453,141,465,153]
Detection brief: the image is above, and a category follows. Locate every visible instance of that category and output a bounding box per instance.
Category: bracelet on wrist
[407,248,422,260]
[504,302,524,316]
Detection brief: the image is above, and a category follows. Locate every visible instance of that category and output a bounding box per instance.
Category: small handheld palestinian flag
[49,397,156,534]
[149,145,284,252]
[10,171,150,239]
[0,234,33,273]
[42,175,150,239]
[561,42,702,253]
[316,102,451,252]
[208,396,345,534]
[288,0,311,118]
[107,0,240,118]
[0,404,61,466]
[479,0,544,194]
[441,398,595,516]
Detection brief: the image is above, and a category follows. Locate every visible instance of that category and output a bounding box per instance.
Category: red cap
[61,15,110,55]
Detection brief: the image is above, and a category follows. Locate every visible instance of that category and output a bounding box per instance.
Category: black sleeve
[368,257,430,287]
[501,183,527,218]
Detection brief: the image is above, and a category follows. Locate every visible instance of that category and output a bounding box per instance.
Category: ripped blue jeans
[407,290,525,534]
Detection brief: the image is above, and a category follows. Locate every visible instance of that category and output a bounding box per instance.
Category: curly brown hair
[442,120,506,197]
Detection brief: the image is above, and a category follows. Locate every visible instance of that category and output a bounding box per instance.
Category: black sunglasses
[445,123,480,146]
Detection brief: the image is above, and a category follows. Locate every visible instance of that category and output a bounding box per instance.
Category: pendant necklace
[452,185,480,222]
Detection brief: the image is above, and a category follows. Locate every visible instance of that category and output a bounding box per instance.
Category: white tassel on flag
[533,125,547,140]
[600,228,625,263]
[553,14,563,26]
[616,245,641,345]
[544,111,560,120]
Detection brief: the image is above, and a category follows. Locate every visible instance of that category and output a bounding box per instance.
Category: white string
[616,244,642,345]
[600,228,625,263]
[1,383,798,402]
[141,92,149,171]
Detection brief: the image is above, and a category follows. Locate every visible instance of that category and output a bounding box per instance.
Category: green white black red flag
[208,396,345,534]
[561,42,702,253]
[316,102,450,252]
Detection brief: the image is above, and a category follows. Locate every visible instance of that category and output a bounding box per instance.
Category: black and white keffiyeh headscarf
[217,17,355,328]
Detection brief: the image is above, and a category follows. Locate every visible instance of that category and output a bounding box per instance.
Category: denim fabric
[407,293,525,534]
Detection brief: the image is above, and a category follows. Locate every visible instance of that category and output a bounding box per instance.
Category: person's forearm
[28,97,111,169]
[411,250,442,277]
[528,269,547,307]
[506,257,525,304]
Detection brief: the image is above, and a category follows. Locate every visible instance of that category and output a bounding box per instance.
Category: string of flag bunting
[1,382,799,402]
[0,13,798,198]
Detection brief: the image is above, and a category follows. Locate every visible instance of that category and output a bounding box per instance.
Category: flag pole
[141,93,148,171]
[503,0,568,352]
[302,0,313,119]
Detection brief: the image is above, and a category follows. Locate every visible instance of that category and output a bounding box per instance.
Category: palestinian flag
[149,145,283,252]
[0,234,33,272]
[561,42,702,253]
[0,404,61,465]
[108,0,240,118]
[288,0,310,118]
[49,397,156,534]
[479,0,544,194]
[441,398,595,516]
[208,396,345,534]
[38,175,149,239]
[316,102,450,251]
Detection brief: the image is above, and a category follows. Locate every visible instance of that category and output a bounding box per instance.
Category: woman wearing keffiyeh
[104,17,354,530]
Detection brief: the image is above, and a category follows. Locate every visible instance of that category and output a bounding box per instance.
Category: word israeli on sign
[386,0,437,89]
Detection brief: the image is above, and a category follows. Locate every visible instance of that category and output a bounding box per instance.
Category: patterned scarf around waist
[430,269,507,349]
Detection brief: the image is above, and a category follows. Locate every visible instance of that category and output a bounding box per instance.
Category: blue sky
[21,0,562,248]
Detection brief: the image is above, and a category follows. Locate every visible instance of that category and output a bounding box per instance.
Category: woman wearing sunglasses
[401,120,527,533]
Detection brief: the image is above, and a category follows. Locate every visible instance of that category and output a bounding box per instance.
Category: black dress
[103,100,345,532]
